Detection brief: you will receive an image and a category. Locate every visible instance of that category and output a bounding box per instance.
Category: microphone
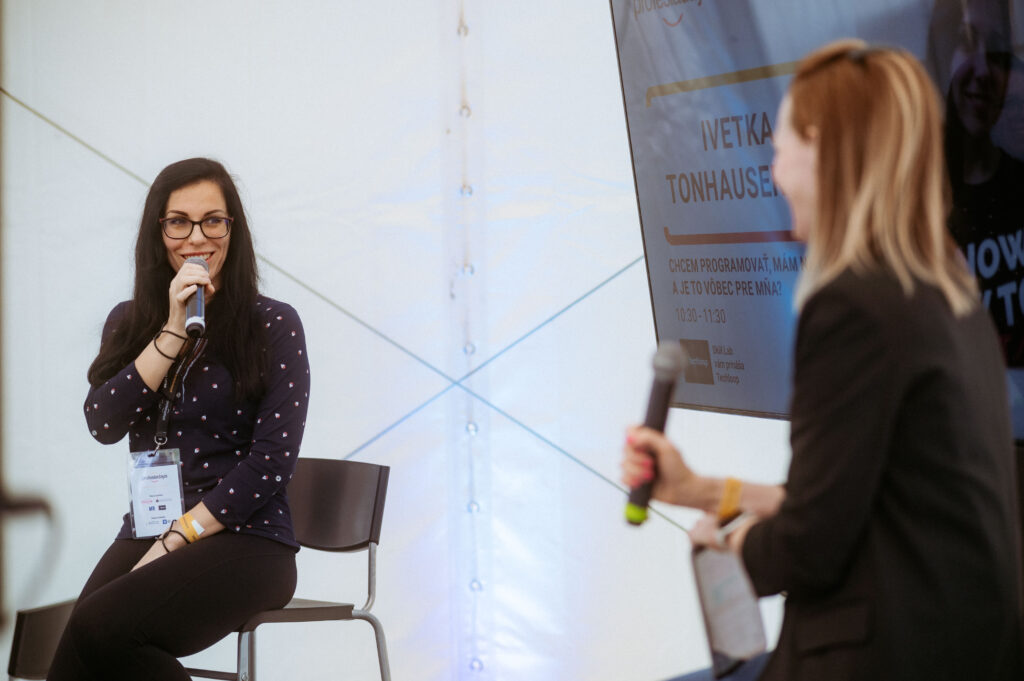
[184,256,208,338]
[625,340,687,525]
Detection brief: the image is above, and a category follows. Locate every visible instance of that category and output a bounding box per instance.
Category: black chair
[7,599,76,680]
[7,457,391,681]
[186,457,392,681]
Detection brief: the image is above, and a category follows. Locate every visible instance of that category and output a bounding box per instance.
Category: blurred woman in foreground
[623,40,1023,681]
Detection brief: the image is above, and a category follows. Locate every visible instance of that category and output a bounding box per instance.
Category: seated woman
[49,158,310,681]
[622,41,1023,681]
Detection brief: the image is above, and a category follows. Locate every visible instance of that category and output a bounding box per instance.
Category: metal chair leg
[352,611,391,681]
[237,630,256,681]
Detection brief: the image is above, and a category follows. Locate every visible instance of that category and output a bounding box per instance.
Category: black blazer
[742,269,1023,681]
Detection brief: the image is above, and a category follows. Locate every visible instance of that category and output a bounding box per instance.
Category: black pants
[48,533,297,681]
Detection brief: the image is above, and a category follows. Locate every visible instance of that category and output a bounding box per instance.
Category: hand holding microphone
[624,341,687,525]
[165,256,211,339]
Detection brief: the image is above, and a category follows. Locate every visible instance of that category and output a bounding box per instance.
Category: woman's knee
[62,592,140,660]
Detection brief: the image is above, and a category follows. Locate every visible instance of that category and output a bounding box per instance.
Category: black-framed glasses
[159,215,233,240]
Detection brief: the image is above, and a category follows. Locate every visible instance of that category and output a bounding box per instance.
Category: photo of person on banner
[929,0,1024,363]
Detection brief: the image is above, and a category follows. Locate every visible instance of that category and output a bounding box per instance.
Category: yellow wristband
[178,513,199,543]
[717,477,742,522]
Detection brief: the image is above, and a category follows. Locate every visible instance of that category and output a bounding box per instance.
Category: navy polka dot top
[84,295,310,548]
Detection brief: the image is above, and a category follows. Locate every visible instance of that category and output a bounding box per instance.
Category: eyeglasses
[159,215,233,240]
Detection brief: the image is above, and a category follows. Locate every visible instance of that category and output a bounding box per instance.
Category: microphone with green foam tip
[625,341,687,525]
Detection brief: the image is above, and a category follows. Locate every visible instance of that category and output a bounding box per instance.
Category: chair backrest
[287,457,389,552]
[7,599,76,680]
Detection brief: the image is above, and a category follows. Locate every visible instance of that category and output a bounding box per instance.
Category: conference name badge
[127,448,185,538]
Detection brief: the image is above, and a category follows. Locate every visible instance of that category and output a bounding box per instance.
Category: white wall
[1,2,790,679]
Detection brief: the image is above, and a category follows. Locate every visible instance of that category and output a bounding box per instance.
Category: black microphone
[184,256,208,338]
[625,340,687,525]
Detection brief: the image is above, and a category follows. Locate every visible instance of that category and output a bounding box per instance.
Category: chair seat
[8,599,77,680]
[240,597,356,630]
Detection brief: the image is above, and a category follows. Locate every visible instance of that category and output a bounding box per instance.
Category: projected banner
[609,0,1007,418]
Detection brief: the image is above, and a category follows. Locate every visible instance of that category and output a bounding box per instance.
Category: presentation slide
[611,0,1024,432]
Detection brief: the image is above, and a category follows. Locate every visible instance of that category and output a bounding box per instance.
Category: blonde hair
[791,39,978,315]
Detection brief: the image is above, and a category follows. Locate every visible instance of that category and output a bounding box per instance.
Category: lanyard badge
[127,338,207,538]
[128,447,183,538]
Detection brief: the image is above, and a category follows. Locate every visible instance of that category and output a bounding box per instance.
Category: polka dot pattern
[83,296,309,549]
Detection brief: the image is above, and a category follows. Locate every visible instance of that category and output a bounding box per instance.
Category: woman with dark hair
[48,158,310,680]
[623,41,1023,681]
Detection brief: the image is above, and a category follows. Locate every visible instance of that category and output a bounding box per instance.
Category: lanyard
[154,337,208,449]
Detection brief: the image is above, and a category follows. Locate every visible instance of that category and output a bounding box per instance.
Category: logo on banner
[679,339,714,384]
[632,0,702,27]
